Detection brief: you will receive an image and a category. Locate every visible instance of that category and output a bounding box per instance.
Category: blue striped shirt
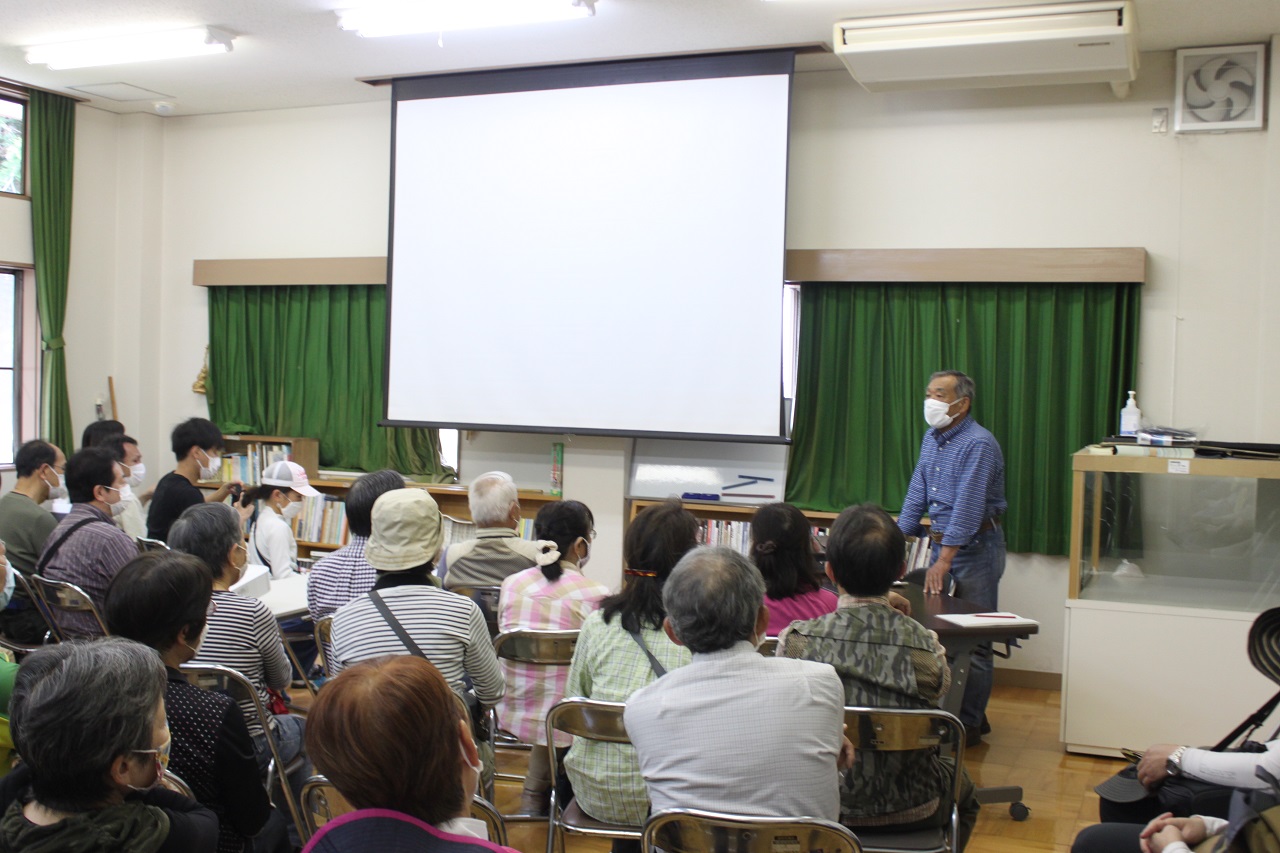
[898,416,1007,547]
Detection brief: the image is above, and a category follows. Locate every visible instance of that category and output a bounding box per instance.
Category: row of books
[293,495,348,546]
[220,444,294,485]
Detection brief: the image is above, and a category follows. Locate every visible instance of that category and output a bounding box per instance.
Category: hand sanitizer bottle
[1120,391,1141,437]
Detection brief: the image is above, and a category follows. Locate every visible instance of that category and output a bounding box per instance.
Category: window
[0,270,18,465]
[0,95,23,196]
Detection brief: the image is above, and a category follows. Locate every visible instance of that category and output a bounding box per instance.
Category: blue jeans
[932,527,1006,728]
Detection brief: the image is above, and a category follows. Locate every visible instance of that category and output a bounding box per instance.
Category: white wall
[55,41,1280,675]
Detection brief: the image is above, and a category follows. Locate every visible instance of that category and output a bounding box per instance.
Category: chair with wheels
[29,574,109,640]
[642,808,861,853]
[181,663,307,842]
[841,706,965,853]
[545,698,641,853]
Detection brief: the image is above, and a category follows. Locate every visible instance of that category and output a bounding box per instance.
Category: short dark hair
[664,547,764,653]
[533,500,593,583]
[81,420,125,450]
[601,499,699,633]
[15,440,57,478]
[65,448,119,504]
[750,502,822,601]
[345,470,405,538]
[825,504,906,596]
[170,418,223,462]
[10,639,166,812]
[100,434,139,463]
[104,552,214,653]
[169,503,243,580]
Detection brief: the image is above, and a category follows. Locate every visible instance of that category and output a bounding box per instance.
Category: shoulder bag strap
[368,589,427,658]
[35,518,102,574]
[627,629,667,678]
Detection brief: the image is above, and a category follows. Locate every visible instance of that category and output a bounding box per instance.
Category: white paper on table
[936,611,1039,629]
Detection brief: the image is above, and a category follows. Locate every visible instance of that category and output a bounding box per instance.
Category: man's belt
[928,518,999,545]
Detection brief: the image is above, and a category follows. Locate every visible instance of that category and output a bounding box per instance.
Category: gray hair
[11,638,166,811]
[663,546,765,654]
[169,501,243,578]
[468,471,518,526]
[931,370,975,403]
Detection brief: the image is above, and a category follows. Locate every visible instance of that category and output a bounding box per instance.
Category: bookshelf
[217,435,320,484]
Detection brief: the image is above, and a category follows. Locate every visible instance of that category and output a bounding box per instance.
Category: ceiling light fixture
[25,26,235,70]
[337,0,595,37]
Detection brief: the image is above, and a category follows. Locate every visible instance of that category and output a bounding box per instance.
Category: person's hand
[924,558,951,595]
[209,479,244,502]
[837,730,856,771]
[1137,744,1180,789]
[888,590,912,616]
[1139,814,1206,853]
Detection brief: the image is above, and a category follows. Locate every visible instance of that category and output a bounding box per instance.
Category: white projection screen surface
[385,51,794,442]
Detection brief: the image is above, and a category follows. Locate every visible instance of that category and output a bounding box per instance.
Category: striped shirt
[496,564,609,745]
[898,416,1007,547]
[191,589,293,738]
[38,504,138,637]
[306,534,375,621]
[562,609,692,826]
[330,583,505,703]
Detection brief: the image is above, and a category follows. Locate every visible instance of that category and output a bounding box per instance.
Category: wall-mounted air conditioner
[833,1,1139,94]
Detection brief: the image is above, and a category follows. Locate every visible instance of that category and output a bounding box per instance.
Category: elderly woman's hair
[533,500,593,584]
[750,502,822,601]
[346,469,405,538]
[169,502,244,578]
[10,638,165,812]
[468,471,519,527]
[663,546,765,654]
[104,551,214,652]
[602,498,699,633]
[306,655,466,826]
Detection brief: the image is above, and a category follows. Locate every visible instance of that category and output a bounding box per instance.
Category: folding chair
[757,636,779,657]
[545,698,641,853]
[30,575,109,640]
[491,629,579,810]
[470,794,510,845]
[643,808,861,853]
[161,769,196,799]
[279,619,318,697]
[300,774,508,845]
[0,570,58,656]
[136,537,170,553]
[181,663,307,842]
[313,615,333,677]
[450,585,502,638]
[841,707,965,853]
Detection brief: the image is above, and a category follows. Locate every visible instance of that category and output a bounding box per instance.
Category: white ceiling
[0,0,1277,116]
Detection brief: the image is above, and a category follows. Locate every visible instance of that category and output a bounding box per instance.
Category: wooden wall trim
[192,257,387,287]
[784,248,1147,284]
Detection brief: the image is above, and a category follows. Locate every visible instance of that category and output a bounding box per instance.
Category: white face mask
[281,499,304,521]
[125,463,146,488]
[119,484,136,503]
[45,468,68,501]
[924,397,958,430]
[183,623,210,656]
[465,745,483,799]
[577,537,591,569]
[198,450,221,481]
[103,486,128,517]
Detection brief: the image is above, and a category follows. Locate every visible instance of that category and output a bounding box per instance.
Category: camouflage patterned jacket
[780,597,951,826]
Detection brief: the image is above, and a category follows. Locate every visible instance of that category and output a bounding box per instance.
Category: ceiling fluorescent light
[338,0,595,37]
[26,26,234,70]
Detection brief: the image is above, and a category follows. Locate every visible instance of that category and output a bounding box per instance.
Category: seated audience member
[497,500,609,815]
[102,433,151,539]
[625,546,852,821]
[105,552,275,853]
[330,489,503,705]
[169,503,307,781]
[563,499,697,834]
[148,418,242,542]
[80,418,125,450]
[0,638,219,853]
[779,503,980,850]
[242,461,320,580]
[0,439,59,640]
[303,655,521,853]
[37,447,137,637]
[750,502,838,635]
[307,469,405,621]
[440,471,542,589]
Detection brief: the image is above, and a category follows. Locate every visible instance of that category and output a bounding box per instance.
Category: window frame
[0,88,28,200]
[0,266,32,470]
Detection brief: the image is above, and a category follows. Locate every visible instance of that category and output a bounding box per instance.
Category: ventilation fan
[1175,44,1267,133]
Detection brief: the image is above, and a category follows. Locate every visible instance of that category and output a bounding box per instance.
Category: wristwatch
[1166,745,1188,777]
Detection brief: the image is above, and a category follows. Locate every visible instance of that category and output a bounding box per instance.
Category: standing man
[897,370,1006,745]
[147,417,241,542]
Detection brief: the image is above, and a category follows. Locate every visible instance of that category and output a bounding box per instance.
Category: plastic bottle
[1119,391,1141,437]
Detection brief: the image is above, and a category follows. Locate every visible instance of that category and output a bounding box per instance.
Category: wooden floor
[485,684,1124,853]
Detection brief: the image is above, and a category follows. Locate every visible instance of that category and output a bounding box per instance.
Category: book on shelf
[439,516,538,551]
[220,443,294,486]
[294,495,348,546]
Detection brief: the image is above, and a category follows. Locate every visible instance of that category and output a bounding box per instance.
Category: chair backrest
[1,570,58,650]
[136,537,170,553]
[493,629,578,665]
[643,808,862,853]
[161,769,196,799]
[181,663,307,840]
[314,615,333,676]
[545,697,630,745]
[29,575,108,639]
[757,637,779,657]
[450,585,501,638]
[300,775,354,840]
[469,795,509,845]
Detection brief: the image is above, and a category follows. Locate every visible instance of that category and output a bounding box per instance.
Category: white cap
[261,460,320,497]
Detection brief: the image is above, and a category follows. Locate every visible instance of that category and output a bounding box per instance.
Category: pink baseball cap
[261,460,320,497]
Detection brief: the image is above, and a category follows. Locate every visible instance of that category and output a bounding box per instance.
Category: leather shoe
[965,726,983,748]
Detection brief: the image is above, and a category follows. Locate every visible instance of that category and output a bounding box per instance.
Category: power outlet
[1152,108,1169,134]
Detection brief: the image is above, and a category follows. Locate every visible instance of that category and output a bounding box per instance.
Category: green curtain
[207,285,453,480]
[27,91,76,453]
[785,282,1140,556]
